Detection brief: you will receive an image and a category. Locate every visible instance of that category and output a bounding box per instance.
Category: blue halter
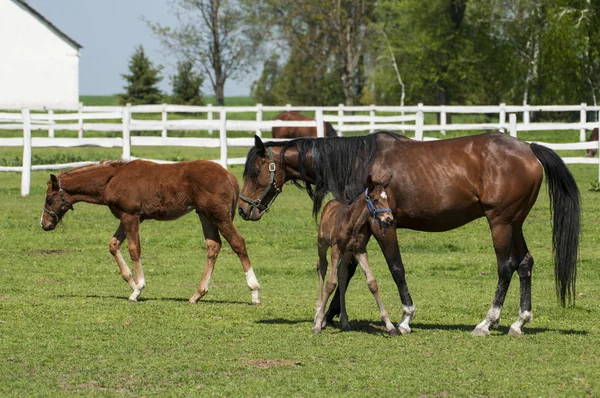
[365,188,392,235]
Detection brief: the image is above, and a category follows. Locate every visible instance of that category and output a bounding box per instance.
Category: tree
[146,0,259,106]
[170,60,205,105]
[119,45,163,105]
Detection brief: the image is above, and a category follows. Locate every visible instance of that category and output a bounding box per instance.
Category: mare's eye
[46,197,52,205]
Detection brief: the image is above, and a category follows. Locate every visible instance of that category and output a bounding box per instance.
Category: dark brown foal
[313,176,396,335]
[40,160,260,303]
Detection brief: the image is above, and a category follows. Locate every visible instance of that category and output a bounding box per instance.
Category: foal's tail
[530,143,580,306]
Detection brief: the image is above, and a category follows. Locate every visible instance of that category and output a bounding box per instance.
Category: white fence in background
[1,103,599,196]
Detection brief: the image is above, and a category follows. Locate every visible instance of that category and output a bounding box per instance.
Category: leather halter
[43,177,74,223]
[365,187,392,235]
[239,147,282,215]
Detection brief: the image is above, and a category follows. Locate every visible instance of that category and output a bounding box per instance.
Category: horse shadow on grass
[55,294,249,305]
[257,318,588,336]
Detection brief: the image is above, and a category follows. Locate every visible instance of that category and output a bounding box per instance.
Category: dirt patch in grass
[244,359,302,369]
[28,249,82,255]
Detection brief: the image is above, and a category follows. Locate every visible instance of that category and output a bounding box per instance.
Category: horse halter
[239,147,282,215]
[44,177,74,223]
[365,187,392,235]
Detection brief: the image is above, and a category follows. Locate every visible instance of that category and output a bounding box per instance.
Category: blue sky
[26,0,258,96]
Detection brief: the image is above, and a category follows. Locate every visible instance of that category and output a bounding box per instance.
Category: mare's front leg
[212,215,260,305]
[109,222,137,295]
[355,251,397,336]
[373,225,416,334]
[121,214,145,302]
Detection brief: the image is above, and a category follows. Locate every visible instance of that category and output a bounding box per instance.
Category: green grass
[1,102,600,396]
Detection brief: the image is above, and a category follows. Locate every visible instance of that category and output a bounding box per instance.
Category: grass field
[1,98,600,396]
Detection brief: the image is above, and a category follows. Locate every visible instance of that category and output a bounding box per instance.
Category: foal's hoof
[387,327,398,337]
[128,296,138,303]
[472,327,490,337]
[312,325,322,334]
[341,323,352,332]
[508,326,523,335]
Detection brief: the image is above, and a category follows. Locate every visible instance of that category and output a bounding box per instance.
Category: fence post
[580,103,587,141]
[337,104,344,137]
[207,104,213,135]
[77,101,84,138]
[415,110,424,141]
[440,105,447,136]
[316,109,324,137]
[509,113,517,138]
[369,104,375,134]
[161,103,168,138]
[219,108,227,169]
[499,103,506,133]
[122,104,131,160]
[256,103,263,138]
[286,104,292,112]
[21,108,32,197]
[48,109,55,138]
[523,101,530,124]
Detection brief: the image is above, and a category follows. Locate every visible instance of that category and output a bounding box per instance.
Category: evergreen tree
[119,46,163,105]
[170,60,205,105]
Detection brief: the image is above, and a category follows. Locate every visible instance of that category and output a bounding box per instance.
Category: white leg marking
[245,268,261,305]
[473,306,502,336]
[509,310,533,335]
[398,305,416,335]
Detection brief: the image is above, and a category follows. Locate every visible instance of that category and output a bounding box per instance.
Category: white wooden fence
[1,103,599,196]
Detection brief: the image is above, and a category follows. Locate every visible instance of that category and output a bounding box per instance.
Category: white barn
[0,0,82,109]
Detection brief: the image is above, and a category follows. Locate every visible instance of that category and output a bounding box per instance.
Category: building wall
[0,0,80,109]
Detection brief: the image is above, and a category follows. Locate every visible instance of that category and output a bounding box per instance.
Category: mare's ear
[382,174,393,188]
[254,135,266,155]
[50,174,59,189]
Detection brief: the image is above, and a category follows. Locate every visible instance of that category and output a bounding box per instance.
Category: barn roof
[13,0,83,50]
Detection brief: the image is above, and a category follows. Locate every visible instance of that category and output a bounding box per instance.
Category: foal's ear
[254,135,266,155]
[49,174,59,189]
[366,175,375,192]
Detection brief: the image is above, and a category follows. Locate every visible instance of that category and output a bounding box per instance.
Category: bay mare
[40,160,260,304]
[315,176,396,335]
[586,127,599,157]
[272,111,337,138]
[238,132,580,335]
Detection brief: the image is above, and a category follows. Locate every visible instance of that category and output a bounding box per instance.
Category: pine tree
[170,61,205,106]
[119,46,163,105]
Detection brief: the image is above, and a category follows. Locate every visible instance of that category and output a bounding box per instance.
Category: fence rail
[1,103,599,196]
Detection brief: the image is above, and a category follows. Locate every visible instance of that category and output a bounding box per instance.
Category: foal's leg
[473,222,518,336]
[373,226,416,335]
[109,222,137,294]
[355,251,397,336]
[508,226,534,335]
[189,214,222,304]
[214,216,261,305]
[313,245,340,333]
[315,239,329,317]
[121,214,145,302]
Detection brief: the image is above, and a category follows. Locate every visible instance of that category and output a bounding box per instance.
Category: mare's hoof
[388,327,398,337]
[312,326,322,334]
[128,297,138,303]
[341,324,352,332]
[508,326,523,335]
[472,327,490,337]
[251,300,261,306]
[398,325,411,335]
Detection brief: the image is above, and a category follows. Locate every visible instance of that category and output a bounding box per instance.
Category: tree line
[124,0,600,109]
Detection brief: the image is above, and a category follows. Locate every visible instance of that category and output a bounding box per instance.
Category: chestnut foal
[40,160,260,304]
[313,176,395,335]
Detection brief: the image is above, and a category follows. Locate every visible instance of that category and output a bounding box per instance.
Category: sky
[26,0,258,97]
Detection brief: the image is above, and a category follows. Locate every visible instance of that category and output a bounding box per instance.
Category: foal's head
[40,174,74,231]
[364,176,394,229]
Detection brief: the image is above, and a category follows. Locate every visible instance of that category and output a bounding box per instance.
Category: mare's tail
[530,143,580,306]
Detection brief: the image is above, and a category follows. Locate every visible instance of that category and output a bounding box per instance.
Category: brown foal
[313,176,396,335]
[40,160,260,304]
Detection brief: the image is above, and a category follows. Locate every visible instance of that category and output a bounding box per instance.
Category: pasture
[1,138,600,396]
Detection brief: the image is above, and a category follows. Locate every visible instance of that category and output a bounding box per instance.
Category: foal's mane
[244,131,405,217]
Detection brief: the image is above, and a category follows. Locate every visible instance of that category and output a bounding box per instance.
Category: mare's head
[364,175,394,229]
[239,136,287,221]
[40,174,74,231]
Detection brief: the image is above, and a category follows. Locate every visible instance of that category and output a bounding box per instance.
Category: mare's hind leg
[214,216,261,305]
[355,251,397,336]
[473,222,519,336]
[109,222,137,294]
[337,252,354,331]
[120,214,145,302]
[508,226,534,335]
[189,214,222,304]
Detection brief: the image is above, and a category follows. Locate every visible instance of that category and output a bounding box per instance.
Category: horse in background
[586,127,599,157]
[40,160,260,304]
[314,176,396,335]
[272,111,337,138]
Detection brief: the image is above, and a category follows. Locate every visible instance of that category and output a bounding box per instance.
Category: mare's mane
[244,131,406,217]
